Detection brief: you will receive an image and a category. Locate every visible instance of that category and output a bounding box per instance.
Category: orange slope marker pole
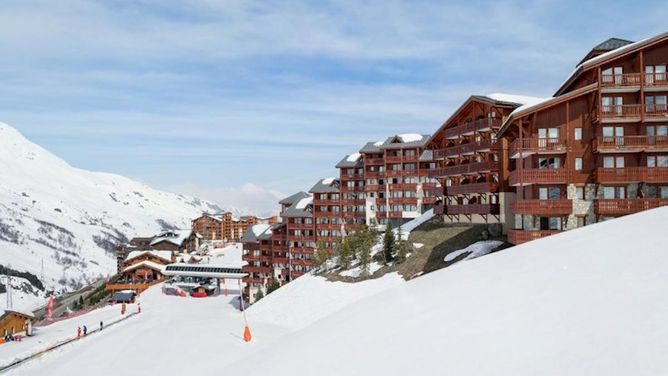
[238,279,251,342]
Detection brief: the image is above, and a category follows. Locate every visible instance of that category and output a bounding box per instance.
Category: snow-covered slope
[5,206,668,375]
[0,122,223,310]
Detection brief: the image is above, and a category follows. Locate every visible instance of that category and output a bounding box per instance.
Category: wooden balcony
[365,157,385,165]
[433,204,445,215]
[423,184,443,196]
[593,135,668,153]
[340,198,365,205]
[388,197,417,205]
[402,155,419,162]
[389,183,418,191]
[243,266,273,274]
[509,168,569,186]
[509,138,567,158]
[385,156,402,163]
[595,198,668,216]
[272,257,288,264]
[287,223,314,230]
[446,204,500,215]
[422,196,438,204]
[443,118,501,139]
[106,281,160,293]
[313,210,340,218]
[600,73,641,90]
[510,199,573,216]
[645,104,668,120]
[386,170,403,177]
[508,229,560,245]
[364,171,384,179]
[595,167,668,183]
[314,199,340,206]
[644,72,668,89]
[434,139,497,159]
[601,104,641,122]
[445,181,498,196]
[430,161,498,177]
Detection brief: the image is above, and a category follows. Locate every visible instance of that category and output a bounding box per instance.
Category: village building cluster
[240,33,668,302]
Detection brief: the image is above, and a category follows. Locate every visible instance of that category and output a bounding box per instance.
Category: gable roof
[122,260,166,273]
[240,223,274,243]
[1,309,34,321]
[556,32,668,96]
[125,250,173,264]
[281,196,313,218]
[279,191,310,206]
[335,153,363,168]
[309,177,339,193]
[577,37,634,66]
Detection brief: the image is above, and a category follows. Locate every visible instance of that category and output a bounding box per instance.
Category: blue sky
[1,0,667,215]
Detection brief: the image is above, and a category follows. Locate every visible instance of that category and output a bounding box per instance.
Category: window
[576,216,586,227]
[602,66,623,84]
[645,65,667,84]
[647,155,668,167]
[661,187,668,199]
[548,217,562,230]
[646,125,668,136]
[575,187,585,200]
[602,96,623,114]
[602,186,626,199]
[645,95,667,114]
[574,128,582,140]
[575,157,583,171]
[603,156,624,168]
[538,157,561,169]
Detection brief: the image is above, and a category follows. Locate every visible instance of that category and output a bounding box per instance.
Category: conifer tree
[383,222,395,263]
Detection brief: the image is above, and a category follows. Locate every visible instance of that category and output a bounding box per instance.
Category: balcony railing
[445,181,498,196]
[595,167,668,183]
[601,104,641,120]
[509,168,569,186]
[433,204,445,215]
[508,229,560,245]
[434,139,497,159]
[446,203,500,215]
[595,198,668,216]
[443,118,502,139]
[644,72,668,87]
[600,73,642,88]
[430,161,498,177]
[386,169,403,177]
[645,104,668,119]
[510,199,573,216]
[385,156,402,163]
[509,138,567,158]
[593,135,668,152]
[365,158,385,165]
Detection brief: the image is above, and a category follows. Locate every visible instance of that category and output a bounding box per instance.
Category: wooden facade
[0,310,33,337]
[499,33,668,244]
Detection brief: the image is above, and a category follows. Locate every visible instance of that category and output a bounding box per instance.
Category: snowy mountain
[4,207,667,375]
[0,122,224,310]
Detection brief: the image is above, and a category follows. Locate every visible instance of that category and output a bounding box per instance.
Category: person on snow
[100,321,103,331]
[83,325,87,336]
[77,326,81,338]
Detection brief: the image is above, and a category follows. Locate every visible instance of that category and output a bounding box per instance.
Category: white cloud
[164,182,286,217]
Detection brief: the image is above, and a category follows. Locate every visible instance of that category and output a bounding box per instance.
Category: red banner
[47,296,54,321]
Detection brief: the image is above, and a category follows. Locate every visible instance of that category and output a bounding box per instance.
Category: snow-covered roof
[279,191,310,206]
[150,230,193,247]
[125,250,173,263]
[122,260,166,273]
[1,309,34,319]
[346,152,361,162]
[336,153,364,168]
[309,177,340,194]
[295,197,313,210]
[281,193,314,218]
[484,93,545,106]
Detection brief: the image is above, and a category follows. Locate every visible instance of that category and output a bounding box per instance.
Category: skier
[100,321,103,331]
[77,326,81,338]
[83,325,87,336]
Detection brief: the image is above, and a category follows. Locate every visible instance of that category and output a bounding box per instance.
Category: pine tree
[395,239,409,263]
[266,280,281,295]
[254,289,264,302]
[338,238,352,269]
[314,242,330,269]
[383,222,395,264]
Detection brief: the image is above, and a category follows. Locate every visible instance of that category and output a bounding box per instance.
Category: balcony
[389,183,418,191]
[445,181,498,196]
[444,118,502,139]
[434,139,497,159]
[595,167,668,183]
[510,199,572,216]
[388,197,417,205]
[243,266,273,274]
[600,73,641,92]
[595,198,668,216]
[446,204,500,215]
[314,199,340,206]
[508,229,560,245]
[509,168,569,186]
[644,72,668,91]
[402,155,419,162]
[509,138,567,159]
[433,204,445,215]
[422,196,438,205]
[365,171,384,179]
[593,135,668,153]
[385,156,402,163]
[601,104,641,122]
[340,198,365,205]
[365,157,384,165]
[645,104,668,121]
[430,161,498,177]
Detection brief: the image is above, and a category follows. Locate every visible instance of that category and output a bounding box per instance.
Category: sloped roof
[125,250,173,263]
[577,37,634,66]
[122,260,165,273]
[378,134,431,149]
[419,150,434,162]
[240,224,273,243]
[150,230,193,247]
[281,196,314,218]
[279,191,310,205]
[1,309,34,321]
[335,153,363,168]
[309,177,340,193]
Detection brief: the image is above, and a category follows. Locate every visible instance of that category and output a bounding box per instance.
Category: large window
[538,157,561,169]
[602,186,626,199]
[645,95,667,114]
[603,156,624,168]
[647,155,668,167]
[602,66,623,84]
[602,96,623,114]
[645,65,667,84]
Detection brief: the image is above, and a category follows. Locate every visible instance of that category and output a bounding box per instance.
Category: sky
[1,0,667,216]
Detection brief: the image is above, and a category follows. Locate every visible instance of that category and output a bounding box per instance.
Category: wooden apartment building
[497,33,668,244]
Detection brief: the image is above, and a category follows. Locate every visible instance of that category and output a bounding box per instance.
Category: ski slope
[4,207,668,375]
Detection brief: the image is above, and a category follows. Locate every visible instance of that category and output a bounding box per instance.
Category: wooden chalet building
[0,310,33,338]
[191,213,223,240]
[498,33,668,244]
[240,224,275,302]
[426,94,542,229]
[309,178,343,255]
[337,134,439,230]
[108,250,174,293]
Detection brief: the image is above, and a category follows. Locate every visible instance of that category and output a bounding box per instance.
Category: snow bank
[339,262,383,278]
[396,208,434,240]
[247,273,404,330]
[444,240,503,262]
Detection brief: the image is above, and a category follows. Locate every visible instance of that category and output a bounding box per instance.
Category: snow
[395,208,434,240]
[397,133,423,143]
[124,250,172,263]
[6,207,668,375]
[208,243,245,268]
[0,122,225,311]
[444,240,503,262]
[321,177,335,185]
[373,140,384,147]
[412,242,424,249]
[508,96,555,118]
[486,93,545,106]
[121,260,165,273]
[339,261,383,278]
[345,152,361,162]
[250,224,271,237]
[149,230,192,247]
[294,196,313,210]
